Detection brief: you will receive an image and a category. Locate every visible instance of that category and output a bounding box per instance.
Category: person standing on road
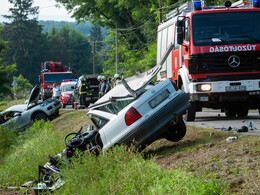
[100,76,109,97]
[98,75,103,99]
[52,83,61,100]
[79,77,91,109]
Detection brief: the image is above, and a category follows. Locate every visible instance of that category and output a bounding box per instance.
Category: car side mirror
[176,18,184,45]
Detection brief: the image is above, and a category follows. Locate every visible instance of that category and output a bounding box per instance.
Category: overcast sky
[0,0,75,22]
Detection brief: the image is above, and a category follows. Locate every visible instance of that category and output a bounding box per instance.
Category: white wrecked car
[0,85,61,130]
[86,70,190,152]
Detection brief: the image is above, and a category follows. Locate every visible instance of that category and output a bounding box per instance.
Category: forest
[0,0,226,99]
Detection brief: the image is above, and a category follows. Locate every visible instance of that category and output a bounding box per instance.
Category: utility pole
[93,40,96,75]
[115,23,118,74]
[159,0,162,23]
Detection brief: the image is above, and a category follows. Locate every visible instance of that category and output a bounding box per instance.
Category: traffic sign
[12,80,18,86]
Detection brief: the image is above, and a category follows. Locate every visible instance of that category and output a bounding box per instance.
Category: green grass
[0,121,65,185]
[0,110,225,194]
[58,146,224,195]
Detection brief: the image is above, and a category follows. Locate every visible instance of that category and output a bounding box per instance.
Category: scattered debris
[248,121,254,130]
[228,126,232,131]
[210,132,215,136]
[226,136,238,142]
[221,128,228,131]
[237,126,248,133]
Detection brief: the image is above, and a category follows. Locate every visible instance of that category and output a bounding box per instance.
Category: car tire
[181,85,196,122]
[164,118,186,142]
[62,103,66,108]
[224,106,236,117]
[32,112,48,121]
[237,106,248,117]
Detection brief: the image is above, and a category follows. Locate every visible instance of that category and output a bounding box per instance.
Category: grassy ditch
[0,110,225,194]
[145,126,260,194]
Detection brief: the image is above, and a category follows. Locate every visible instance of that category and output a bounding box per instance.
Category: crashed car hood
[0,104,27,115]
[89,65,161,108]
[27,84,40,109]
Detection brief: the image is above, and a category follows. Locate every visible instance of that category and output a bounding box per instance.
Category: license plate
[225,85,246,92]
[149,89,170,108]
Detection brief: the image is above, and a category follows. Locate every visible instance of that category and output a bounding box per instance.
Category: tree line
[0,0,106,98]
[0,0,227,99]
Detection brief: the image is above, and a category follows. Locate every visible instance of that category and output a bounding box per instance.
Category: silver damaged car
[0,85,61,130]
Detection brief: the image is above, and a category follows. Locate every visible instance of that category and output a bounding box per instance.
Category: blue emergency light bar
[253,0,260,7]
[193,0,202,10]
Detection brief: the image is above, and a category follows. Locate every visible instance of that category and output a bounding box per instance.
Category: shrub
[58,146,224,194]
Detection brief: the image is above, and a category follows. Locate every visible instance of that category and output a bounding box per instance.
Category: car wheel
[237,105,248,117]
[62,103,66,108]
[224,106,236,117]
[181,85,196,122]
[32,112,48,121]
[164,118,186,142]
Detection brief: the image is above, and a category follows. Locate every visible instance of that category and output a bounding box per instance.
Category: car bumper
[117,92,190,149]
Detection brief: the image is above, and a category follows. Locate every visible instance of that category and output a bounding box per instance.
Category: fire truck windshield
[44,73,73,83]
[192,11,260,46]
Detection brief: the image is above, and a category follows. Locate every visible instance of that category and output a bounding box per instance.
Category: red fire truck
[39,61,74,101]
[156,0,260,121]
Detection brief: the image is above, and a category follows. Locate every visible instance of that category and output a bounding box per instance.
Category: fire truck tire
[236,106,248,117]
[184,103,196,122]
[62,103,66,108]
[224,106,236,117]
[164,118,186,142]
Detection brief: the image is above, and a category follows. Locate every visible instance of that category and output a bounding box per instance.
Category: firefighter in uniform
[79,76,91,109]
[114,73,121,87]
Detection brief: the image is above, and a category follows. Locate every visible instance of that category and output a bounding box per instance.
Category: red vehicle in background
[60,79,78,108]
[39,61,74,101]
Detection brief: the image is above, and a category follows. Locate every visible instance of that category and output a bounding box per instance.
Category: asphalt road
[63,105,260,135]
[186,109,260,135]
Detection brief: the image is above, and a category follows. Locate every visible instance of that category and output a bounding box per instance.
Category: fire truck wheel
[236,106,248,117]
[184,103,196,122]
[62,103,66,108]
[164,118,186,142]
[224,106,236,117]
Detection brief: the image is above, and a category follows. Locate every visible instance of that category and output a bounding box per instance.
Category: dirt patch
[144,125,260,194]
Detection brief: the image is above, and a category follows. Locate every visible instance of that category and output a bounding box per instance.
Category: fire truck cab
[156,0,260,121]
[40,61,74,101]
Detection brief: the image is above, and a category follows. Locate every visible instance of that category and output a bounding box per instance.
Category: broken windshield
[192,11,260,46]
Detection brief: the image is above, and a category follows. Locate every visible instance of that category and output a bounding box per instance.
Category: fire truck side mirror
[176,19,184,45]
